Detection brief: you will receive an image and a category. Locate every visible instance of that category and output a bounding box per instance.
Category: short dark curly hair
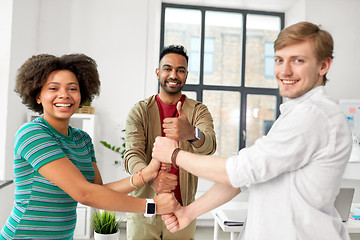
[159,45,189,65]
[15,53,101,114]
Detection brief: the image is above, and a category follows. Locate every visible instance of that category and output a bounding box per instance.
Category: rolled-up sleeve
[226,103,329,188]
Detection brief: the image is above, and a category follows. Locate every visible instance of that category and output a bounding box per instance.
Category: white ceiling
[163,0,300,12]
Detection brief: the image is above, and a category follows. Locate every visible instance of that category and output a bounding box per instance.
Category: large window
[161,4,284,157]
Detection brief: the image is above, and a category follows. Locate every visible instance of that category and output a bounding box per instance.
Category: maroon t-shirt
[155,94,185,205]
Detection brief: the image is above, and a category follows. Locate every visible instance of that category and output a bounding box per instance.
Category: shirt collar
[280,86,325,114]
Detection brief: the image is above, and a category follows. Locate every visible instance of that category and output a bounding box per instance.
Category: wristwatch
[144,198,156,217]
[188,127,201,143]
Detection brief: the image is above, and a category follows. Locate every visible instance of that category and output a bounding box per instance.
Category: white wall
[0,0,13,180]
[1,0,360,189]
[0,182,15,227]
[285,0,306,26]
[305,0,360,101]
[3,0,40,180]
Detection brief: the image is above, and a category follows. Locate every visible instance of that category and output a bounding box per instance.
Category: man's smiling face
[274,39,330,99]
[157,53,188,95]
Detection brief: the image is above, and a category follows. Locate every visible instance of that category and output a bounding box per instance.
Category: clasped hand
[161,204,192,233]
[150,168,177,194]
[152,137,179,165]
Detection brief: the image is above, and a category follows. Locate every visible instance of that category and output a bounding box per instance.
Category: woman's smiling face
[37,70,81,126]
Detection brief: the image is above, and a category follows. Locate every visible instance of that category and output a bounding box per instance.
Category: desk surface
[212,210,244,232]
[212,203,360,234]
[211,202,247,233]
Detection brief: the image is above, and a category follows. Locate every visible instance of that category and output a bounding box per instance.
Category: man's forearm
[176,150,230,185]
[184,183,241,220]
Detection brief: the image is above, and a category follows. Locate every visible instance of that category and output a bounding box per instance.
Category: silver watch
[188,127,201,143]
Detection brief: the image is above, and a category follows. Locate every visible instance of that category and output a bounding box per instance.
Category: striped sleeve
[15,122,66,171]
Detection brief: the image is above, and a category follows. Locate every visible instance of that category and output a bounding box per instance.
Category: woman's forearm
[79,182,176,214]
[79,183,147,212]
[104,163,158,194]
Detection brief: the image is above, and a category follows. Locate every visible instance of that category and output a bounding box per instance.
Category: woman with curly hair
[0,54,177,240]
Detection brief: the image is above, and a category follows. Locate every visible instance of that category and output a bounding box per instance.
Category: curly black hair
[15,53,101,114]
[159,45,189,65]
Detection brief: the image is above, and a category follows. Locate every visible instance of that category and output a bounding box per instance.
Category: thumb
[176,101,183,118]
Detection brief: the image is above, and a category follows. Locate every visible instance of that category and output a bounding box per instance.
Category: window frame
[160,3,284,150]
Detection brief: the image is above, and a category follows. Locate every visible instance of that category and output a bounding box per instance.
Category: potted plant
[92,210,123,240]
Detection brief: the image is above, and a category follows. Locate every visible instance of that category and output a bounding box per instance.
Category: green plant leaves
[100,129,126,165]
[100,140,125,165]
[91,210,123,234]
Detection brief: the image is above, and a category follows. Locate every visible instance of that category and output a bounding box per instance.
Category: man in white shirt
[152,21,352,240]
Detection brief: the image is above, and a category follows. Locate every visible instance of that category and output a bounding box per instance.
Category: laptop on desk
[334,188,355,222]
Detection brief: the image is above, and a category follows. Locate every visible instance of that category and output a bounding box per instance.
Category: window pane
[189,37,216,74]
[203,90,240,156]
[245,14,281,88]
[265,58,275,78]
[183,91,197,100]
[164,8,201,84]
[264,42,275,78]
[204,11,243,86]
[246,95,276,146]
[189,37,200,74]
[204,38,215,74]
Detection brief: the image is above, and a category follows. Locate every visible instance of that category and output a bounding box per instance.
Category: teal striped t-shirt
[0,117,96,240]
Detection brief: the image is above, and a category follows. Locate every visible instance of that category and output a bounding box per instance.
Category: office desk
[212,210,243,240]
[212,203,360,240]
[211,202,247,240]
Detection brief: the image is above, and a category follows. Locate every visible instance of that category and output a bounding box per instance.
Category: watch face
[147,203,156,214]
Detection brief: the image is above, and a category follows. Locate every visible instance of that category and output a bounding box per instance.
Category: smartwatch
[188,127,201,143]
[144,198,156,217]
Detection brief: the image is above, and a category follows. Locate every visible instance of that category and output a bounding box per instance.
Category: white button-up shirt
[226,86,352,240]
